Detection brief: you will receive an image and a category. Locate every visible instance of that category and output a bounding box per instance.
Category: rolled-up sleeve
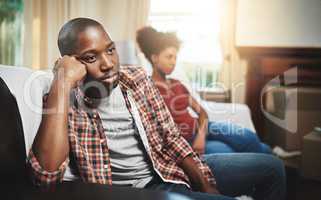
[163,122,194,163]
[27,150,69,187]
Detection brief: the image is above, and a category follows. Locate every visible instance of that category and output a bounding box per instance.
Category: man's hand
[53,55,87,88]
[179,156,220,194]
[200,181,220,194]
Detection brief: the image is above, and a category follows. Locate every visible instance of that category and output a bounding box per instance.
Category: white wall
[236,0,321,48]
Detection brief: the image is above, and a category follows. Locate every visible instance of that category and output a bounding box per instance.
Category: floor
[285,160,321,200]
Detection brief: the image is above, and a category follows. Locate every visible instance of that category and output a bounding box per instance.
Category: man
[28,18,285,200]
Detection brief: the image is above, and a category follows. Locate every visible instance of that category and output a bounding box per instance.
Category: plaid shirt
[27,66,216,188]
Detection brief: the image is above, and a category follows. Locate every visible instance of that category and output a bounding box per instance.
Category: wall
[236,0,321,47]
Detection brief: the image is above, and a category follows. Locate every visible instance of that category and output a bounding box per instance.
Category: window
[148,0,223,90]
[0,0,23,66]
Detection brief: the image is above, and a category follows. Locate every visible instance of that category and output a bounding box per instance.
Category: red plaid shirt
[27,66,216,188]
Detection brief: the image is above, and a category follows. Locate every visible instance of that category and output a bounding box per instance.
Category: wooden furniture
[237,47,321,140]
[301,130,321,181]
[198,89,231,102]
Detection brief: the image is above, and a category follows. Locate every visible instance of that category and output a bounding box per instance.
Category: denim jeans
[145,153,285,200]
[203,153,286,200]
[145,175,236,200]
[204,121,272,154]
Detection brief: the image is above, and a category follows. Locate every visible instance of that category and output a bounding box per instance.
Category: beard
[81,74,119,99]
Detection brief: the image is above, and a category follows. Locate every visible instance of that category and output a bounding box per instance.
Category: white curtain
[218,0,248,104]
[22,0,150,69]
[23,0,76,69]
[99,0,150,41]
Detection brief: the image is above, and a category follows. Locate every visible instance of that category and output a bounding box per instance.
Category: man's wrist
[53,79,73,94]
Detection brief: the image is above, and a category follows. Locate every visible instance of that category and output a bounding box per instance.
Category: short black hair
[58,17,104,56]
[136,26,181,63]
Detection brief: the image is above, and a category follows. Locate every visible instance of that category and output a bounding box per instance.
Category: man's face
[74,26,120,94]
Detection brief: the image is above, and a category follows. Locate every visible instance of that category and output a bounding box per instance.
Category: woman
[136,26,271,155]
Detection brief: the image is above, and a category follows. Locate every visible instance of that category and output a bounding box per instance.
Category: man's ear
[151,54,158,65]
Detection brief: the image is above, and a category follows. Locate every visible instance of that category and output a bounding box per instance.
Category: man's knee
[257,154,286,182]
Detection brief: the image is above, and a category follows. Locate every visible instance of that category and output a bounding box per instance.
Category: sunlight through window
[149,0,223,90]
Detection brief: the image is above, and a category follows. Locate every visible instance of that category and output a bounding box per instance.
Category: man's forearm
[32,80,71,172]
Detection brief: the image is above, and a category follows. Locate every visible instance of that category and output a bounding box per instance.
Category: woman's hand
[192,131,206,155]
[188,95,209,155]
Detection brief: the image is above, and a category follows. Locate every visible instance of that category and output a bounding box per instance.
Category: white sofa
[0,65,53,154]
[0,64,256,156]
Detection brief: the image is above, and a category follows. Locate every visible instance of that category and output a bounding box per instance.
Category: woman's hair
[136,26,181,63]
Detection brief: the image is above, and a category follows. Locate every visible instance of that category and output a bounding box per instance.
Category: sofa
[0,64,256,199]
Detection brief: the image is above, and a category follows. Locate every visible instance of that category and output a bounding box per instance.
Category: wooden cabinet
[237,47,321,141]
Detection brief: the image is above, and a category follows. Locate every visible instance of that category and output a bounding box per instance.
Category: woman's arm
[189,96,209,155]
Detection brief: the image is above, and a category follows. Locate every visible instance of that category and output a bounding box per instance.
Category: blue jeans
[145,175,236,200]
[204,121,272,154]
[145,153,285,200]
[203,153,286,200]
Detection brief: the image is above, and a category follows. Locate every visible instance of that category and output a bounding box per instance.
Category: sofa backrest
[0,65,53,186]
[0,65,53,155]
